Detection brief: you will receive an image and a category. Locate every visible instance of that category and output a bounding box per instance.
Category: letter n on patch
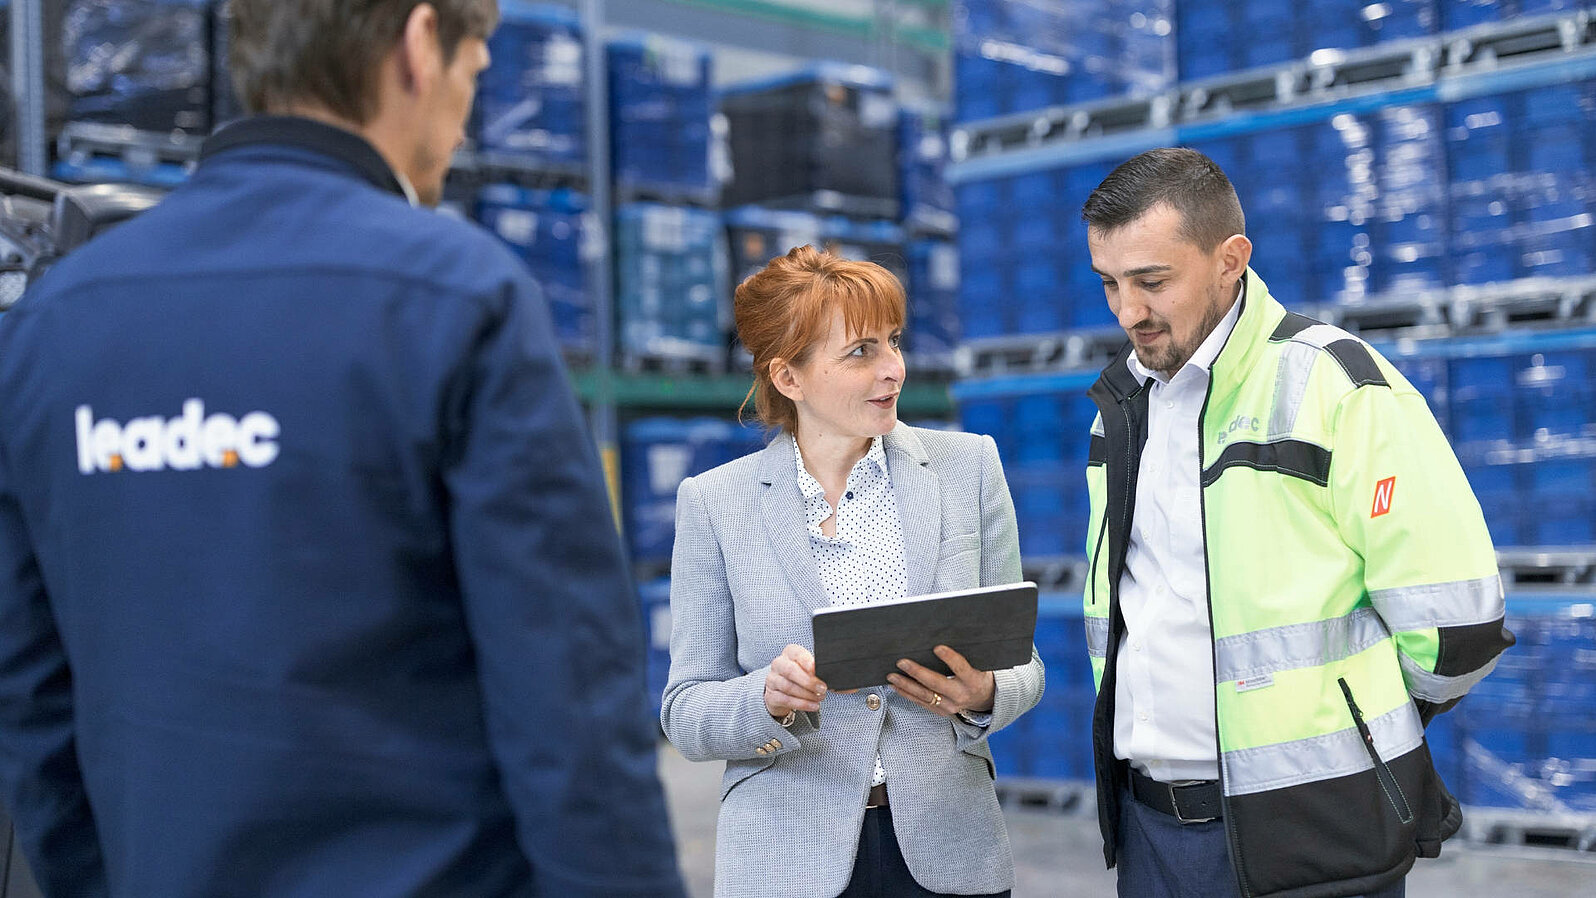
[1371,476,1396,518]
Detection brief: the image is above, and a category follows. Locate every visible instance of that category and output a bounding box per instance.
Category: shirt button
[866,693,882,711]
[1139,713,1149,722]
[1134,643,1143,653]
[1165,400,1175,410]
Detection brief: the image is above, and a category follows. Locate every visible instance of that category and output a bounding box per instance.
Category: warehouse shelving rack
[946,7,1596,179]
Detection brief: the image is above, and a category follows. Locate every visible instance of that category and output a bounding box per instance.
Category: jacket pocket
[719,756,772,801]
[1338,678,1414,825]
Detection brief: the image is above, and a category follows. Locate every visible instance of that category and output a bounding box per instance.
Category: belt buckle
[1168,783,1216,825]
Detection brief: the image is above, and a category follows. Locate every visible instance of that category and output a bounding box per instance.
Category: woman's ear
[770,358,804,403]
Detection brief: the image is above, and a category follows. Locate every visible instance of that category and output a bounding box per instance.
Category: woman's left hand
[887,645,995,718]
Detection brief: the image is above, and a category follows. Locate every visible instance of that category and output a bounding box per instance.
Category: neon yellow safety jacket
[1083,270,1515,898]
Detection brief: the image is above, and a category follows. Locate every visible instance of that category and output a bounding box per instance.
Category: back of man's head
[229,0,499,124]
[1081,147,1246,253]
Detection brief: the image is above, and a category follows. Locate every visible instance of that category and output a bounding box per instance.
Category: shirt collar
[1126,277,1245,385]
[793,436,888,515]
[199,115,414,205]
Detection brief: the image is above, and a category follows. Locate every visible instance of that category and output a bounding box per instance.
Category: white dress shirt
[1113,287,1242,783]
[796,436,905,787]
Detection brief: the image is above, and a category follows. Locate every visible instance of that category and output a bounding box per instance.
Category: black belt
[1129,767,1221,824]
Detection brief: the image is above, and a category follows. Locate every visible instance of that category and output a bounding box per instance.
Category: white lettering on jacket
[75,400,280,474]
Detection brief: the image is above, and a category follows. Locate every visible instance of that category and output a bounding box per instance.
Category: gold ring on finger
[931,692,942,707]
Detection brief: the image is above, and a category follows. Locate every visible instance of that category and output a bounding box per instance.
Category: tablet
[811,582,1039,692]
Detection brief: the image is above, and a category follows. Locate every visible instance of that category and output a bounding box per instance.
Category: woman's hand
[764,644,827,719]
[888,645,995,718]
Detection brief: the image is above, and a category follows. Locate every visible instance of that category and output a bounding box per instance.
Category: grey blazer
[661,423,1045,898]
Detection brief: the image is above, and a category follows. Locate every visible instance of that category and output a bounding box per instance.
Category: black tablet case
[811,582,1039,691]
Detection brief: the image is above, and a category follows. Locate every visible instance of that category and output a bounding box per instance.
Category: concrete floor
[657,745,1595,898]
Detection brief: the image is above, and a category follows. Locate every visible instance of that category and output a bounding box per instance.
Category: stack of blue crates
[62,0,214,134]
[1442,0,1585,32]
[1428,601,1596,812]
[614,203,727,366]
[474,1,586,165]
[956,162,1117,340]
[1447,347,1596,548]
[905,240,962,363]
[988,600,1096,779]
[959,392,1097,562]
[954,0,1176,122]
[821,216,909,295]
[622,416,766,565]
[475,184,594,356]
[607,34,714,197]
[899,106,959,235]
[1179,0,1437,81]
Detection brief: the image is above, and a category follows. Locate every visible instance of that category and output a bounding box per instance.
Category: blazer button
[866,693,882,711]
[771,738,782,749]
[756,746,768,755]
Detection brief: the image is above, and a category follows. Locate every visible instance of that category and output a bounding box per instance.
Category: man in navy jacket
[0,2,685,895]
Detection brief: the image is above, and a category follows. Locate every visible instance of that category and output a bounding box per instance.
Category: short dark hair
[1081,147,1245,252]
[229,0,499,124]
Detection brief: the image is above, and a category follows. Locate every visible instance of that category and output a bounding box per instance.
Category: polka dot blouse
[795,436,906,787]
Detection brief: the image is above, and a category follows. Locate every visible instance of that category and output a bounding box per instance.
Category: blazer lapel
[758,432,831,615]
[885,423,941,598]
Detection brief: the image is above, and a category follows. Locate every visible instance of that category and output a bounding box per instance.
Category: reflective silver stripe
[1214,607,1391,684]
[1400,653,1500,703]
[1091,415,1105,438]
[1221,701,1424,796]
[1268,323,1358,440]
[1085,615,1109,659]
[1369,575,1505,631]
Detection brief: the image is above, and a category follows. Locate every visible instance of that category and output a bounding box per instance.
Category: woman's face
[783,309,906,441]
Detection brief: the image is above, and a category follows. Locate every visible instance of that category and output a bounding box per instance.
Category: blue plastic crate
[615,203,726,362]
[608,34,714,193]
[474,184,594,355]
[475,2,587,163]
[622,417,741,563]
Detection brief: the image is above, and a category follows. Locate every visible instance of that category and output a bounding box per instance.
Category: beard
[1129,281,1234,378]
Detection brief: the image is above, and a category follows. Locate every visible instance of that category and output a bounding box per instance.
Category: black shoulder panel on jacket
[1268,311,1318,341]
[1325,338,1388,388]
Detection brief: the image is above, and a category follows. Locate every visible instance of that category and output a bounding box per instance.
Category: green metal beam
[661,0,948,56]
[572,368,953,416]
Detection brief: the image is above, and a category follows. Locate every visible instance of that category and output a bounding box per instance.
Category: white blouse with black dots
[794,436,906,788]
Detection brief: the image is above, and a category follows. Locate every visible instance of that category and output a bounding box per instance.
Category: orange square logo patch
[1371,476,1396,518]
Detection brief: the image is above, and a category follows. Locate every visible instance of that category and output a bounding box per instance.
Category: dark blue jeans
[838,807,1011,898]
[1116,783,1405,898]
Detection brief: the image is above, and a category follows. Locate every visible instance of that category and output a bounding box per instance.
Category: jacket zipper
[1196,377,1253,898]
[1338,677,1415,824]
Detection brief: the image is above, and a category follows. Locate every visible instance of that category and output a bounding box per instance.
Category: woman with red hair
[661,245,1044,898]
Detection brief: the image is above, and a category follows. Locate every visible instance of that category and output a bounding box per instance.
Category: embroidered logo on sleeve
[1371,476,1396,517]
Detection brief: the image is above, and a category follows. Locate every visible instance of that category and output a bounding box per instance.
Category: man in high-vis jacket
[1078,148,1514,898]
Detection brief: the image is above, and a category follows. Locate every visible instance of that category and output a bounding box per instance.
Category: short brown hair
[1082,147,1245,252]
[734,245,907,434]
[229,0,499,124]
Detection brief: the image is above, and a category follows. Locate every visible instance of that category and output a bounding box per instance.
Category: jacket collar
[756,422,941,609]
[199,116,411,202]
[1092,267,1286,404]
[1209,267,1287,400]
